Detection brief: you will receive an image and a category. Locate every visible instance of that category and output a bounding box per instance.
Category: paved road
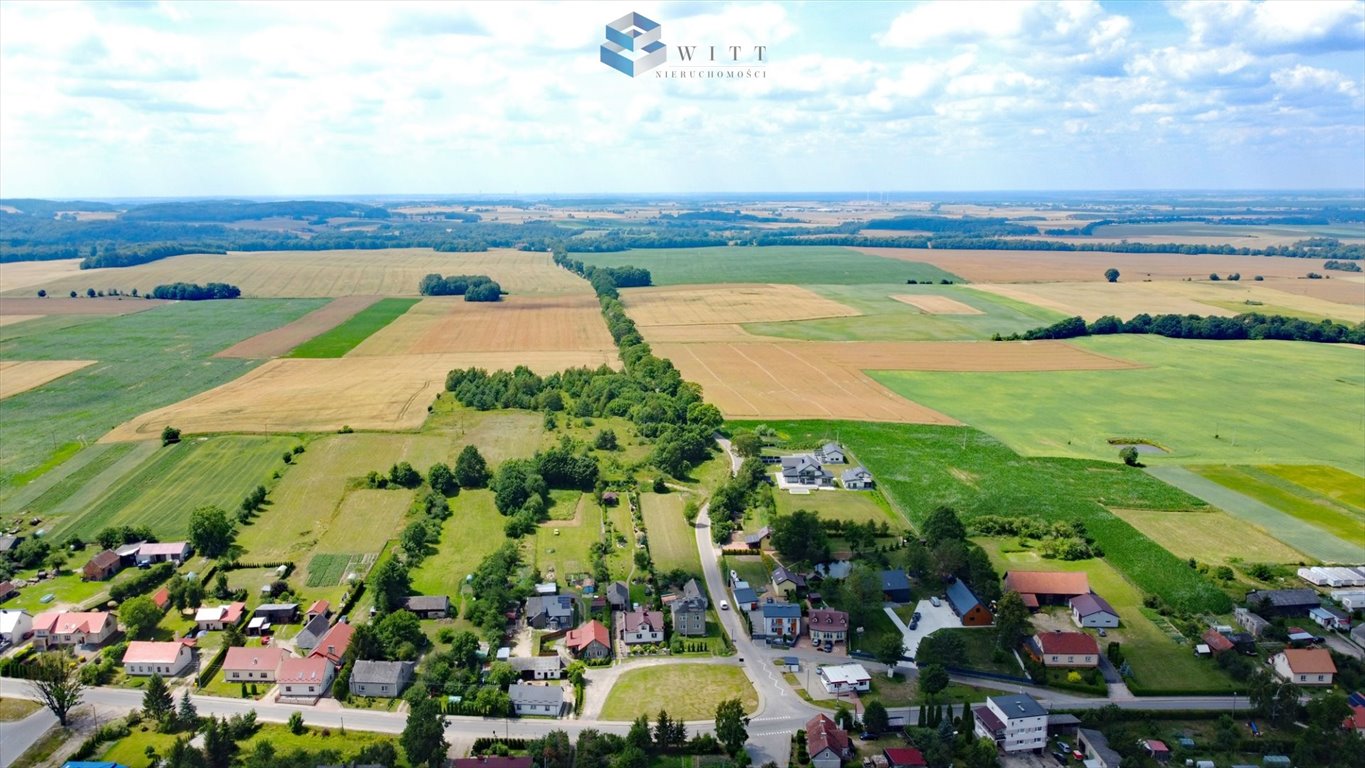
[0,702,57,768]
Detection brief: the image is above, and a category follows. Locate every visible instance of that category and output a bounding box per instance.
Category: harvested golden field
[215,295,383,358]
[4,248,590,298]
[654,340,1134,423]
[639,323,765,343]
[1262,274,1365,306]
[970,282,1234,321]
[0,360,96,399]
[0,297,168,315]
[891,294,984,314]
[623,284,860,326]
[103,351,618,439]
[348,294,616,356]
[0,258,86,292]
[1152,280,1365,323]
[0,315,41,327]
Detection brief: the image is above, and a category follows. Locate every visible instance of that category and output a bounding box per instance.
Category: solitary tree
[188,505,236,558]
[874,634,905,676]
[30,653,84,726]
[176,690,199,731]
[454,445,490,487]
[731,431,763,458]
[863,700,890,734]
[994,591,1031,651]
[1104,268,1120,283]
[161,425,181,446]
[402,698,448,768]
[119,595,163,639]
[918,664,950,704]
[1119,446,1140,467]
[369,557,411,615]
[714,698,748,755]
[143,673,173,721]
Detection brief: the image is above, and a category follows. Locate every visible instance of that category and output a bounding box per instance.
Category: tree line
[1001,311,1365,345]
[417,273,503,301]
[150,282,242,301]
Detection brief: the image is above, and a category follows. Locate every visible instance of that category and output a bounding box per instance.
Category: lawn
[723,555,771,590]
[974,538,1236,695]
[578,246,958,286]
[735,419,1230,614]
[535,498,626,583]
[600,664,757,721]
[285,297,419,357]
[641,492,703,576]
[0,298,325,486]
[3,565,153,612]
[929,627,1023,676]
[1191,464,1365,550]
[743,284,1066,342]
[100,723,401,767]
[773,487,904,528]
[869,336,1365,475]
[410,489,507,602]
[0,697,40,721]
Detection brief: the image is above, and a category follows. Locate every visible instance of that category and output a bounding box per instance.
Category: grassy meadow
[409,489,507,601]
[640,492,702,576]
[285,297,419,357]
[579,246,958,286]
[772,486,903,527]
[600,664,757,721]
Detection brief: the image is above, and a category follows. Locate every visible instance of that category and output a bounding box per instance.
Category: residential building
[136,542,191,565]
[293,613,331,652]
[32,611,115,650]
[0,580,17,603]
[122,641,194,677]
[1077,728,1122,768]
[816,443,847,464]
[451,758,533,768]
[883,748,926,768]
[1245,589,1321,617]
[1069,593,1119,629]
[1271,648,1337,686]
[194,602,245,632]
[841,466,874,489]
[973,694,1049,753]
[880,570,912,603]
[510,655,565,680]
[732,586,760,612]
[772,566,806,598]
[277,656,334,703]
[947,579,992,626]
[1003,572,1090,608]
[806,713,852,768]
[82,550,122,582]
[509,683,564,716]
[526,594,576,631]
[1234,606,1272,637]
[780,455,833,487]
[348,660,414,698]
[808,609,849,644]
[620,608,666,644]
[0,609,33,644]
[222,646,288,683]
[252,603,299,624]
[1031,632,1099,668]
[308,620,355,667]
[605,581,630,610]
[671,579,708,637]
[1309,605,1351,631]
[402,595,450,619]
[760,601,801,638]
[818,663,872,693]
[565,620,611,659]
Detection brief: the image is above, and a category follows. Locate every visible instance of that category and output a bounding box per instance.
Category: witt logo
[600,11,665,78]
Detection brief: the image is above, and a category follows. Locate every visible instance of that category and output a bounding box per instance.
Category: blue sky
[1,0,1362,197]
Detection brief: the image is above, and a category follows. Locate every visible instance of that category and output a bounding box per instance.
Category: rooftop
[1004,571,1090,596]
[222,646,287,671]
[1281,648,1337,675]
[350,659,414,686]
[122,640,186,665]
[1035,631,1100,656]
[990,693,1048,720]
[1069,592,1117,617]
[278,656,331,685]
[508,682,564,706]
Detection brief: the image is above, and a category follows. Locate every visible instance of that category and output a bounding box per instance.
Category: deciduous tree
[714,698,748,755]
[31,653,84,725]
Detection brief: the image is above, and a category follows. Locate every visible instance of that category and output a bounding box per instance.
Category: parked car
[823,641,833,652]
[1098,628,1107,637]
[909,619,919,630]
[912,611,922,621]
[860,732,877,740]
[930,596,941,607]
[1051,752,1068,765]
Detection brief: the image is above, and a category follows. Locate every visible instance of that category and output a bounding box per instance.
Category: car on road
[930,596,941,607]
[720,600,729,610]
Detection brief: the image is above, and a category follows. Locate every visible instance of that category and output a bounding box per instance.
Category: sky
[1,0,1363,198]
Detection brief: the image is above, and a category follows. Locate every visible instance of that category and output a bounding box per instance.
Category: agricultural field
[1108,507,1308,565]
[870,336,1365,475]
[0,257,84,292]
[0,298,324,486]
[640,492,702,576]
[0,360,95,399]
[970,280,1364,323]
[599,663,758,721]
[215,295,382,358]
[735,419,1230,614]
[0,297,170,315]
[347,294,616,356]
[1189,465,1364,551]
[577,246,957,286]
[4,248,591,298]
[1260,464,1365,510]
[772,487,902,528]
[284,297,419,357]
[623,283,860,327]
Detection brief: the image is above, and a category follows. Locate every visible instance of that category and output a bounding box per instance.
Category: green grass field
[723,554,771,590]
[599,664,757,721]
[45,435,295,541]
[1190,465,1364,550]
[640,492,702,576]
[285,297,419,358]
[1108,507,1308,565]
[773,487,903,527]
[410,489,507,599]
[578,246,958,286]
[534,497,626,582]
[0,442,142,518]
[0,298,325,486]
[743,284,1066,341]
[100,724,398,767]
[735,419,1230,614]
[869,336,1365,475]
[1259,464,1365,512]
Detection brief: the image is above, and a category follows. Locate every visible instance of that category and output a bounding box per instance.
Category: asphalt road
[0,701,57,768]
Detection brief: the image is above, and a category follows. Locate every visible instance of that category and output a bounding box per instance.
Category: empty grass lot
[1108,507,1307,565]
[600,664,757,721]
[773,487,904,528]
[285,297,418,357]
[579,246,958,286]
[641,492,703,576]
[410,490,507,600]
[99,724,397,768]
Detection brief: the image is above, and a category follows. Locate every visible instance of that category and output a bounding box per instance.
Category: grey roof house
[815,443,846,464]
[509,683,564,717]
[349,660,415,699]
[510,655,565,680]
[526,594,576,631]
[293,613,331,652]
[841,467,873,489]
[402,595,450,619]
[880,570,912,603]
[780,455,834,487]
[671,579,709,637]
[606,581,630,610]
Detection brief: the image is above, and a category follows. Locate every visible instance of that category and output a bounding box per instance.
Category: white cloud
[1171,0,1365,54]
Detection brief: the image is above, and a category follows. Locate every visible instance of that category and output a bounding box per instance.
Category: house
[509,683,564,716]
[1201,629,1234,655]
[744,526,771,549]
[760,601,801,638]
[308,620,355,667]
[194,602,245,632]
[150,587,170,612]
[1003,572,1090,608]
[122,641,194,677]
[1069,593,1119,629]
[306,600,330,621]
[402,595,450,619]
[277,656,334,703]
[605,581,630,610]
[348,659,414,698]
[565,620,611,659]
[136,541,190,565]
[808,609,849,644]
[974,694,1049,753]
[818,663,871,693]
[1246,589,1321,617]
[1234,606,1272,637]
[1343,703,1365,732]
[82,549,122,582]
[732,586,760,612]
[780,455,834,487]
[1031,632,1100,668]
[451,758,534,768]
[841,467,874,490]
[621,608,666,644]
[671,579,708,637]
[883,748,926,768]
[880,570,912,603]
[1310,605,1351,631]
[526,595,576,631]
[816,443,847,464]
[253,603,299,624]
[222,646,288,683]
[1077,728,1122,768]
[1142,740,1171,763]
[32,611,115,650]
[947,579,993,626]
[0,609,33,644]
[510,655,565,680]
[0,580,17,603]
[293,613,331,652]
[772,566,806,597]
[1271,648,1337,686]
[806,713,852,768]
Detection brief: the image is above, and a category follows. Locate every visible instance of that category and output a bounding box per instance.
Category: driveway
[883,599,960,660]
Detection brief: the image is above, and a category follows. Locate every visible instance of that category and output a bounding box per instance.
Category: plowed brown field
[348,294,616,356]
[0,360,96,399]
[215,295,382,358]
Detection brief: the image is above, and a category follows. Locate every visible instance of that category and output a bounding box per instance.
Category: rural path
[714,433,741,476]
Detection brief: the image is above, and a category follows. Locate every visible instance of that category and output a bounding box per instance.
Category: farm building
[135,541,191,565]
[1298,566,1365,587]
[1070,593,1119,628]
[253,603,299,624]
[1271,648,1336,686]
[1141,740,1171,763]
[1246,589,1321,617]
[1030,632,1099,668]
[194,602,245,632]
[808,608,849,644]
[947,579,992,626]
[348,659,414,698]
[815,443,847,464]
[620,608,665,645]
[222,646,288,683]
[0,535,21,554]
[744,526,771,549]
[0,581,17,603]
[402,595,450,618]
[1234,606,1272,637]
[880,570,912,603]
[293,613,331,652]
[510,655,564,680]
[32,610,115,650]
[1004,571,1090,608]
[1077,729,1122,768]
[277,656,334,703]
[82,550,122,582]
[307,621,355,667]
[973,694,1049,753]
[122,640,194,677]
[565,620,611,659]
[1201,629,1234,655]
[841,466,874,489]
[818,663,872,693]
[0,609,32,643]
[509,683,564,717]
[1309,605,1351,631]
[1331,590,1365,612]
[806,713,852,768]
[306,600,330,620]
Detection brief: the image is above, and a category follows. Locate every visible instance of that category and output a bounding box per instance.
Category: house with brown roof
[277,656,334,703]
[308,620,355,667]
[122,640,195,677]
[32,610,115,649]
[306,600,330,621]
[883,748,927,768]
[620,608,665,645]
[806,713,852,768]
[1031,632,1100,668]
[1271,648,1337,686]
[1201,628,1234,655]
[808,609,849,644]
[565,620,611,659]
[82,549,122,582]
[222,646,288,683]
[0,581,18,603]
[1004,572,1091,608]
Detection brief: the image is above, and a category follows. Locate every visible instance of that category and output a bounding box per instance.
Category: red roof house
[565,620,611,659]
[307,620,355,667]
[884,747,927,768]
[806,714,851,767]
[1032,631,1100,668]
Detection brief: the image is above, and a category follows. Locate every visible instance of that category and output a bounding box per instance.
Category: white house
[1272,648,1337,686]
[122,640,195,677]
[0,609,33,644]
[815,443,847,464]
[817,663,872,694]
[194,602,245,632]
[277,656,334,703]
[1069,593,1119,628]
[509,683,564,717]
[1309,605,1351,631]
[620,608,666,645]
[1330,590,1365,612]
[973,694,1048,753]
[222,646,288,683]
[841,466,874,490]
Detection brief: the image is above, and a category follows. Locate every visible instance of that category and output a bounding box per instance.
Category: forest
[1005,312,1365,344]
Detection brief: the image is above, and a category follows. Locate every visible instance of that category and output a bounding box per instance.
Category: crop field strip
[1107,507,1309,565]
[1258,464,1365,510]
[622,283,861,326]
[0,297,170,315]
[0,257,85,292]
[889,294,984,314]
[0,315,41,327]
[285,297,419,357]
[970,280,1364,323]
[215,295,383,358]
[0,360,96,399]
[0,442,142,518]
[640,492,703,576]
[1188,464,1364,549]
[576,245,959,286]
[347,294,617,356]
